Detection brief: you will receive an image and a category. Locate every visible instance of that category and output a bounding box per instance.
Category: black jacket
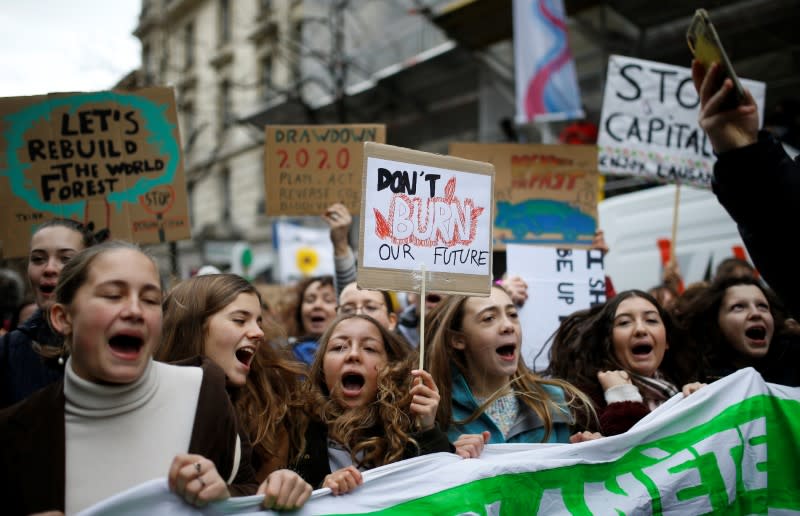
[712,131,800,318]
[0,308,64,408]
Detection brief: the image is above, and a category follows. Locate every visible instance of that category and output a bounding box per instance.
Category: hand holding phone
[687,8,745,110]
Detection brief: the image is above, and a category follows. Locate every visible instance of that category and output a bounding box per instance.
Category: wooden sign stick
[418,263,427,372]
[670,182,681,265]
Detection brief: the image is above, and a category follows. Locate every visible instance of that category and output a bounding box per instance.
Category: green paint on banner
[318,396,800,516]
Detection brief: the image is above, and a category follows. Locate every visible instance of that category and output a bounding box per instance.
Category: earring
[58,353,65,366]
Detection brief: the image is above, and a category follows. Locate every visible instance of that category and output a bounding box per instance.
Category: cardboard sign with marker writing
[0,87,190,257]
[358,142,494,296]
[449,142,599,249]
[264,124,386,216]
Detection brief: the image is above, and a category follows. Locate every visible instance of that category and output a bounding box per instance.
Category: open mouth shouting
[308,313,329,332]
[341,372,366,397]
[632,343,654,356]
[235,346,256,369]
[496,343,517,362]
[108,332,146,361]
[744,325,769,347]
[38,282,57,301]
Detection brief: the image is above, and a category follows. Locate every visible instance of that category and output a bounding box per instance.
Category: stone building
[130,0,799,279]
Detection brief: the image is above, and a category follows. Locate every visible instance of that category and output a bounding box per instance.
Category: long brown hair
[548,290,696,403]
[157,274,308,476]
[300,313,416,468]
[425,285,595,441]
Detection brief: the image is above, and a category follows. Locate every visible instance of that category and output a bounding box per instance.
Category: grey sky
[0,0,141,97]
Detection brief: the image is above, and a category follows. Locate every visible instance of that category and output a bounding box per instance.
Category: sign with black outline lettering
[0,87,190,257]
[358,142,494,296]
[598,55,765,187]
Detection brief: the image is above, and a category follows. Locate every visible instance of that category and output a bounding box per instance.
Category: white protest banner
[357,142,494,296]
[274,220,334,284]
[506,243,606,372]
[597,55,766,187]
[80,369,800,515]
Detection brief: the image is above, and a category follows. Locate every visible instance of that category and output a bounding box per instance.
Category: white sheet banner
[506,244,606,372]
[81,369,800,515]
[597,54,766,187]
[513,0,584,123]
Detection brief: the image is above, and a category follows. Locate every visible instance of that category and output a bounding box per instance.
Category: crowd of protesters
[0,59,798,514]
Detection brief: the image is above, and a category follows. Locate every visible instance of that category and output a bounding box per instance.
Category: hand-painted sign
[0,87,190,257]
[358,142,494,296]
[264,124,386,216]
[598,55,765,187]
[506,243,607,372]
[449,142,598,248]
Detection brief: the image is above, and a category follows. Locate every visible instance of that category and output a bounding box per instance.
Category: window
[260,0,272,17]
[260,55,272,99]
[220,0,231,45]
[184,22,194,69]
[291,20,303,81]
[181,102,195,148]
[159,46,170,80]
[142,43,152,84]
[219,79,232,129]
[221,168,231,222]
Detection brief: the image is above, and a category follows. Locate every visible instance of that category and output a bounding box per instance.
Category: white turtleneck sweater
[64,358,203,514]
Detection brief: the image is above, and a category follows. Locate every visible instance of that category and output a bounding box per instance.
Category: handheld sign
[264,124,386,216]
[0,87,190,258]
[449,142,599,248]
[506,243,607,372]
[357,142,494,297]
[597,54,765,188]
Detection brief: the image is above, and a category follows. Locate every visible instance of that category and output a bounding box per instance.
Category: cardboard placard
[506,243,607,372]
[264,124,386,216]
[0,87,190,257]
[358,142,494,296]
[597,54,766,187]
[449,143,598,248]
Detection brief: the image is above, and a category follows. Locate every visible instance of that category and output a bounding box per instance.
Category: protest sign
[506,243,606,372]
[79,369,800,516]
[358,142,494,296]
[449,142,598,248]
[597,55,765,187]
[264,124,386,216]
[274,220,334,284]
[0,88,190,257]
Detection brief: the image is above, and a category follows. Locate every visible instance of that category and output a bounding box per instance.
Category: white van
[598,183,748,292]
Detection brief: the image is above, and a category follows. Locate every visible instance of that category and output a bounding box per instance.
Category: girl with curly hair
[547,290,704,436]
[291,313,451,495]
[426,285,599,447]
[675,276,800,386]
[156,273,312,510]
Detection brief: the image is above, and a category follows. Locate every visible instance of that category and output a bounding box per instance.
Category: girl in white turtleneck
[0,241,257,515]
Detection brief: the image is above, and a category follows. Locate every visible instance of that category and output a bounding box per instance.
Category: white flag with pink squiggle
[513,0,584,123]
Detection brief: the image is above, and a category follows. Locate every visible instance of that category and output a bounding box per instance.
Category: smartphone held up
[686,8,746,110]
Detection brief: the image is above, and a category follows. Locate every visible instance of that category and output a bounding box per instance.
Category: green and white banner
[81,368,800,515]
